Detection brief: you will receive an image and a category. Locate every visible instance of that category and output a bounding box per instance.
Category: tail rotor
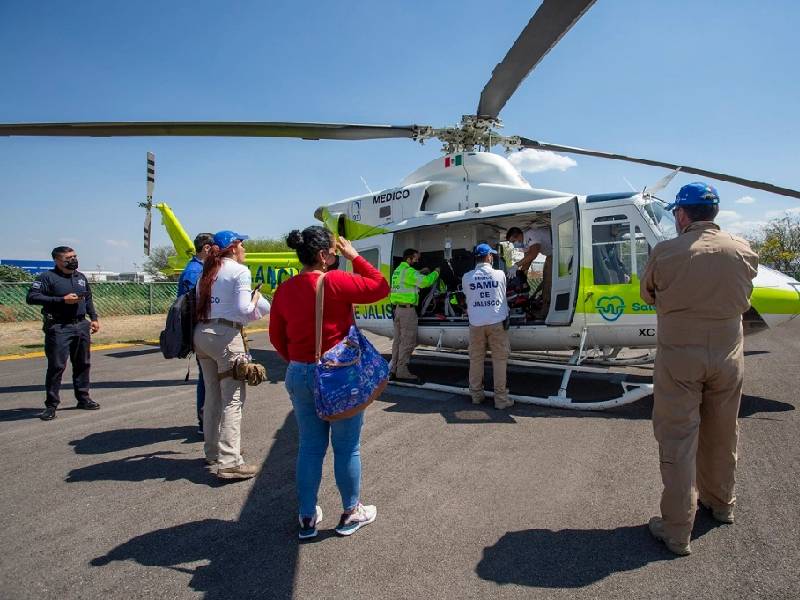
[141,151,155,256]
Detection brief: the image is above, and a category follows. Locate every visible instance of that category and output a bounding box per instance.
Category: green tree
[748,215,800,275]
[244,237,291,252]
[143,246,177,279]
[0,265,33,282]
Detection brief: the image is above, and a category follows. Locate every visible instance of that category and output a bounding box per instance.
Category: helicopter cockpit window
[642,199,677,240]
[359,248,381,271]
[592,218,632,285]
[634,226,651,279]
[557,219,574,277]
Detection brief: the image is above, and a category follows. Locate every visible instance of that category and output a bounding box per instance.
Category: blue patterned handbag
[313,273,389,421]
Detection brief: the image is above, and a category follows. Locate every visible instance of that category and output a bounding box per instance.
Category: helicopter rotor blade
[519,137,800,200]
[477,0,597,120]
[0,121,425,141]
[143,151,154,256]
[143,208,152,257]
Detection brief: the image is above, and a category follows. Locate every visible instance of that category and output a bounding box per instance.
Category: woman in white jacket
[194,230,269,480]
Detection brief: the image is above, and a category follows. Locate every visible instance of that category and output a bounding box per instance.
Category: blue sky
[1,0,798,272]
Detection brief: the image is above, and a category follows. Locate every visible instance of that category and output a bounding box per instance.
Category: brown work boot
[217,463,258,480]
[648,517,691,556]
[494,396,514,410]
[699,500,735,524]
[471,392,485,405]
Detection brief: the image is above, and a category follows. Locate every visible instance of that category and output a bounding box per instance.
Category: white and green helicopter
[3,0,799,408]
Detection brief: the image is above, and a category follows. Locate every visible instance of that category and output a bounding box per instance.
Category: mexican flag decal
[444,154,463,168]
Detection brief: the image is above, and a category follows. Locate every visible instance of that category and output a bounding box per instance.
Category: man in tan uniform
[640,182,758,556]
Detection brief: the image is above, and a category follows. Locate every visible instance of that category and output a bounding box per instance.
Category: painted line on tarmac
[0,327,269,361]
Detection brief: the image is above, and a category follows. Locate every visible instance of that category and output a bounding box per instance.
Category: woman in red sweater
[269,226,389,539]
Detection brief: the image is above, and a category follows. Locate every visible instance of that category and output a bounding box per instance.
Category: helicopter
[3,0,800,408]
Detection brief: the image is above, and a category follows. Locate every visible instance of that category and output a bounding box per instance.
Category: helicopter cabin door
[546,197,580,325]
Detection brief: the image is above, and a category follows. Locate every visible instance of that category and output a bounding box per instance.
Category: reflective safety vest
[390,262,439,305]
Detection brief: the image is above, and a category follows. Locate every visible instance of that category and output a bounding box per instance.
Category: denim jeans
[286,361,363,518]
[196,357,205,427]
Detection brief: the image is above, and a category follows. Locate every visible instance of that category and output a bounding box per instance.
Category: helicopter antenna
[622,176,638,193]
[360,176,373,194]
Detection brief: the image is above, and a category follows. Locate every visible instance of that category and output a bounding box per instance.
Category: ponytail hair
[195,244,237,321]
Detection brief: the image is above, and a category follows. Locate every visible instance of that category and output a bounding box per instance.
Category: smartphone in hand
[251,283,263,298]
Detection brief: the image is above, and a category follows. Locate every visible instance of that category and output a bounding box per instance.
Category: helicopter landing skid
[392,348,653,411]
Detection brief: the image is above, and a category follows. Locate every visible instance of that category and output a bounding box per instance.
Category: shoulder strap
[315,272,327,362]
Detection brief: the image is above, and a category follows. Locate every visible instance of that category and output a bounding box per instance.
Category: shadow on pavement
[105,347,162,359]
[250,349,288,383]
[381,389,794,424]
[0,379,193,394]
[0,407,45,422]
[476,512,722,588]
[69,426,200,454]
[90,413,300,599]
[739,394,795,417]
[66,451,223,487]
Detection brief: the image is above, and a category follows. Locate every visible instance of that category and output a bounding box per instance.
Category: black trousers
[44,320,91,407]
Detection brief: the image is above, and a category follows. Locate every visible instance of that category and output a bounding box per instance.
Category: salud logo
[596,296,625,322]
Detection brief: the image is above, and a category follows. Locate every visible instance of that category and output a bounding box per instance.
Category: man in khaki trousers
[462,243,512,409]
[640,182,758,555]
[389,248,440,384]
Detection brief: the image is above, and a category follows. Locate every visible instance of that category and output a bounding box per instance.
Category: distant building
[112,271,161,283]
[0,259,54,275]
[82,271,120,282]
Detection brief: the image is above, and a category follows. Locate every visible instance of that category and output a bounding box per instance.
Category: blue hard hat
[474,243,497,257]
[213,230,249,249]
[666,182,720,211]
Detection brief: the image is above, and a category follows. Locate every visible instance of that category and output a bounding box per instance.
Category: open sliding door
[546,197,580,325]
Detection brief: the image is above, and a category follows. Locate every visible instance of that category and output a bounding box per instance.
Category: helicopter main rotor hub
[413,115,521,154]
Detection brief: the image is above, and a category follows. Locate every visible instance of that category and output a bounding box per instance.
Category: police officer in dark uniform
[26,246,101,420]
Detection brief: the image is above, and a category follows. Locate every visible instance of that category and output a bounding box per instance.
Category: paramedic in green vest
[389,248,440,384]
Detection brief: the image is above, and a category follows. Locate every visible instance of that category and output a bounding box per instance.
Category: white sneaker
[298,505,323,540]
[335,503,377,536]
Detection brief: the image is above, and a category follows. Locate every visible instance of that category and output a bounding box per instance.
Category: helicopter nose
[749,265,800,329]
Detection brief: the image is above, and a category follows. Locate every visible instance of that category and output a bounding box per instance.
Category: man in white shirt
[506,225,553,319]
[462,243,512,410]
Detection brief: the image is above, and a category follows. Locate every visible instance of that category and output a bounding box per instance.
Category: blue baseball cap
[213,230,249,249]
[474,243,498,257]
[666,182,720,211]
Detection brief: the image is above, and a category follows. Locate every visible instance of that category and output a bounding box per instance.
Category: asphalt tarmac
[0,323,798,599]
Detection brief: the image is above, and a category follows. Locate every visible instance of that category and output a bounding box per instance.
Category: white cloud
[105,239,130,248]
[724,220,767,236]
[765,207,800,219]
[508,149,577,174]
[716,210,740,222]
[735,195,756,205]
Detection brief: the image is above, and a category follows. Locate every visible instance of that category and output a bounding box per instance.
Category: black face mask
[64,258,79,270]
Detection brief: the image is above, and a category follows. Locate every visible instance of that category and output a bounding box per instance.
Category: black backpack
[159,289,197,359]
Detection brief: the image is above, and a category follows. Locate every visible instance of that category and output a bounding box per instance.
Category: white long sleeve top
[200,258,270,323]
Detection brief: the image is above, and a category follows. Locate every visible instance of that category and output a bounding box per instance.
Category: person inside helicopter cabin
[506,225,552,319]
[389,248,440,384]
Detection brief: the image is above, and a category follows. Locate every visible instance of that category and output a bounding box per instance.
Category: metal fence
[0,282,178,322]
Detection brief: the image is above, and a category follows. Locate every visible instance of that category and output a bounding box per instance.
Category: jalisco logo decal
[596,296,625,322]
